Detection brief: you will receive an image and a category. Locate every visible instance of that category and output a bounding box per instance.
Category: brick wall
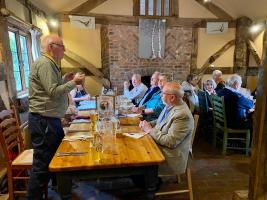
[101,25,193,93]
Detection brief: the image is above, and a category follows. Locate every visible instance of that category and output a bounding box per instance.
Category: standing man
[140,82,194,175]
[124,73,148,105]
[27,34,85,199]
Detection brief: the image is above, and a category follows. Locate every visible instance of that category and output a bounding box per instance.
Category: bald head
[40,34,65,62]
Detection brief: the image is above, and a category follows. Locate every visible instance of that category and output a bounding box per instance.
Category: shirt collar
[42,53,60,70]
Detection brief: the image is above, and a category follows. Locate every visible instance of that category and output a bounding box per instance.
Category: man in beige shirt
[27,34,85,199]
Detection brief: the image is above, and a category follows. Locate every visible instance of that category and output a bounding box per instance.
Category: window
[8,29,32,93]
[139,0,172,16]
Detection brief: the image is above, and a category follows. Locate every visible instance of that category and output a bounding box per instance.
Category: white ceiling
[28,0,267,20]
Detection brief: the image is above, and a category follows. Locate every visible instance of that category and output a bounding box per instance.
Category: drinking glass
[90,111,98,132]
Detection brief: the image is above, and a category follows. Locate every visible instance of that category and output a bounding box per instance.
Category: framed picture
[96,95,115,112]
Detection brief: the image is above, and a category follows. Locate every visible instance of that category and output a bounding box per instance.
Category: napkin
[71,119,90,124]
[123,132,147,139]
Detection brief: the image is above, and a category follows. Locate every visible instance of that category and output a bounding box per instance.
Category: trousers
[27,113,64,200]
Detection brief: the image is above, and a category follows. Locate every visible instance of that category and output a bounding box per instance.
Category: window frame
[8,25,33,95]
[135,0,173,17]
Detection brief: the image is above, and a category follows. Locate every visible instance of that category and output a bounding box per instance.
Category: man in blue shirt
[132,73,167,121]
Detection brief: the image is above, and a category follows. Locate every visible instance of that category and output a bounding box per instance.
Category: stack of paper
[71,119,90,124]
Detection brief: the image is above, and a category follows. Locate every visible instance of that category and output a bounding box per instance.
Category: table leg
[57,173,72,200]
[144,165,158,200]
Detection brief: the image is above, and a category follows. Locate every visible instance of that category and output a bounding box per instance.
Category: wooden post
[191,28,198,73]
[0,0,17,106]
[249,25,267,200]
[234,16,252,86]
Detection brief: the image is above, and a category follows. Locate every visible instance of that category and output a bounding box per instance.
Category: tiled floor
[46,131,250,200]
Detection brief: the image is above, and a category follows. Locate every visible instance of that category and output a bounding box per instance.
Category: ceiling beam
[194,0,233,20]
[58,12,236,28]
[70,0,108,14]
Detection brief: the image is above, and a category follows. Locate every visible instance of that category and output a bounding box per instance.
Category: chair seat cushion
[12,149,33,167]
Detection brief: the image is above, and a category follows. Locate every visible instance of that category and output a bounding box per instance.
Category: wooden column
[249,26,267,200]
[234,16,252,86]
[191,28,198,73]
[0,0,17,106]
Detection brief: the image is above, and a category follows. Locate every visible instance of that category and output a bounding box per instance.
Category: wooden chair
[212,95,250,155]
[155,114,199,200]
[0,107,47,200]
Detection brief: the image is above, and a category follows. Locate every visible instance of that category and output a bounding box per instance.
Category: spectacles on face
[162,92,174,96]
[50,43,65,50]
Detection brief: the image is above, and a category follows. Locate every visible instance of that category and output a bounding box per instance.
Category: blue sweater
[143,90,164,121]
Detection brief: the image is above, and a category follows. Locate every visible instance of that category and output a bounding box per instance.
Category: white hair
[132,74,141,81]
[227,74,242,87]
[212,70,222,77]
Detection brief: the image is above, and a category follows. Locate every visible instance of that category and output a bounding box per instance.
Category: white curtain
[30,29,41,61]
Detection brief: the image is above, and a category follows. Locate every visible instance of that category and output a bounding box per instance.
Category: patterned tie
[160,108,170,123]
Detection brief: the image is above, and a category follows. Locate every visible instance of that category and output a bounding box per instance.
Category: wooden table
[49,125,165,200]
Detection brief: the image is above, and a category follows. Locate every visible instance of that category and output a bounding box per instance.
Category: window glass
[164,0,170,16]
[156,0,162,16]
[20,35,30,89]
[148,0,154,15]
[140,0,146,15]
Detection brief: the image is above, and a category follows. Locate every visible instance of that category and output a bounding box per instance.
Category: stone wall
[101,25,193,93]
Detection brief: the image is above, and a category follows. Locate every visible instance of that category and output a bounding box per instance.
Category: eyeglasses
[50,43,65,49]
[162,92,174,96]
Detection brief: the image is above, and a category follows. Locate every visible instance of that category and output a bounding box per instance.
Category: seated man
[138,72,160,106]
[124,73,148,105]
[182,74,199,113]
[132,73,166,121]
[140,82,194,175]
[70,84,91,107]
[217,74,254,129]
[212,69,225,93]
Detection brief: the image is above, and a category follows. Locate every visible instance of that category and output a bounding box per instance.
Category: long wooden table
[49,124,165,200]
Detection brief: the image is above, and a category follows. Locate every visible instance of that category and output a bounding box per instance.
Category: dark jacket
[217,87,254,128]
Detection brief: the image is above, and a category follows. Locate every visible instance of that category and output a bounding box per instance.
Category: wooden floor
[18,130,250,200]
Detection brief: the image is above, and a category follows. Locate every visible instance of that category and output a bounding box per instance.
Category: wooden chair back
[197,90,209,114]
[0,107,24,162]
[212,95,227,129]
[211,95,250,155]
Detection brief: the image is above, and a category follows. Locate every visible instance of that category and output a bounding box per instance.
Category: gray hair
[227,74,242,87]
[164,82,184,100]
[159,73,169,81]
[132,73,141,81]
[212,70,222,77]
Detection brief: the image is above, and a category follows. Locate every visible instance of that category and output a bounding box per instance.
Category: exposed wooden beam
[133,0,140,16]
[196,66,258,75]
[247,40,261,66]
[64,49,110,88]
[194,0,233,19]
[197,39,235,75]
[172,0,179,17]
[58,12,235,28]
[16,0,46,18]
[249,26,267,199]
[70,0,108,14]
[191,28,198,72]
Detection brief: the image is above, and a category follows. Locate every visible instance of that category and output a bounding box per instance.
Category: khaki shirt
[29,54,76,118]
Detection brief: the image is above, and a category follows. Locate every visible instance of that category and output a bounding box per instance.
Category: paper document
[71,119,90,124]
[123,132,147,139]
[63,132,93,141]
[124,113,141,118]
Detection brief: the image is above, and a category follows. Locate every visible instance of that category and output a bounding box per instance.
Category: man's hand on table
[139,120,152,133]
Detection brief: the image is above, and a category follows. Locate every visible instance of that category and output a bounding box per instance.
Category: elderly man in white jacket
[140,82,194,175]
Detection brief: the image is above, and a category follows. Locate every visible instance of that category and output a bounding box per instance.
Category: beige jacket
[150,102,194,175]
